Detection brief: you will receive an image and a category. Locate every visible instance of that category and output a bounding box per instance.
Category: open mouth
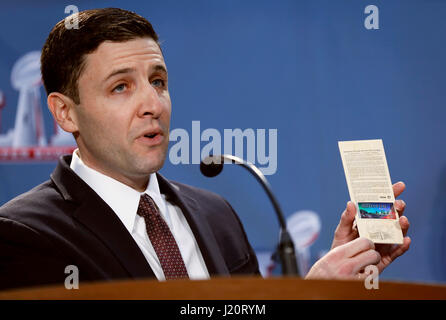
[138,130,163,146]
[138,127,163,145]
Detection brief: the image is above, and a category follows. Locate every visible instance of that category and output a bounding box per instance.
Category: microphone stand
[201,154,299,276]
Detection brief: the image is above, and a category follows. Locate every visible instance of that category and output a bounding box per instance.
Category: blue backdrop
[0,0,445,283]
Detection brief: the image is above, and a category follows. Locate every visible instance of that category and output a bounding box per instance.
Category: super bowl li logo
[0,51,76,162]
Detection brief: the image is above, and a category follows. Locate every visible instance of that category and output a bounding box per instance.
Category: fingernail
[396,199,405,209]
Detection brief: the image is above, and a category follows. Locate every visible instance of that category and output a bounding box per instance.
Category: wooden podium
[0,276,445,300]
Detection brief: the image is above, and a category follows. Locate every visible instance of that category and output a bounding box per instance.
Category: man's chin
[134,156,167,175]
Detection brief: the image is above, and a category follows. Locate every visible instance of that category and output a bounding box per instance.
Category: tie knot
[137,193,159,217]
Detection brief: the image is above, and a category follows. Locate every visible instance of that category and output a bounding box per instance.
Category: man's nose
[137,82,164,119]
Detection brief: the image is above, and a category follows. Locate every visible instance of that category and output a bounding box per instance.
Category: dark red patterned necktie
[137,193,189,280]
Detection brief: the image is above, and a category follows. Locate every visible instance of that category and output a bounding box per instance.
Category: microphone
[200,154,299,276]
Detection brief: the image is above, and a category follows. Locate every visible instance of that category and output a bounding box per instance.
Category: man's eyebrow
[103,67,135,82]
[103,65,167,83]
[152,64,168,75]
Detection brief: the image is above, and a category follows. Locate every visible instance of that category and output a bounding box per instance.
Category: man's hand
[305,237,381,280]
[330,181,411,274]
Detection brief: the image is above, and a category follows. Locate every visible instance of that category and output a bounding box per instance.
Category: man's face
[73,37,171,189]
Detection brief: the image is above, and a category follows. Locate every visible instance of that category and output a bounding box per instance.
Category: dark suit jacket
[0,155,259,290]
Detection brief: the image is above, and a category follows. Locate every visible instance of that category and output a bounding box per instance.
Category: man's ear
[47,92,79,133]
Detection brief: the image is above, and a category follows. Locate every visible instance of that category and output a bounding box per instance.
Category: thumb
[335,201,357,238]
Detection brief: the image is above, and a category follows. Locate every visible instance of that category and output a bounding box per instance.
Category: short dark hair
[41,8,159,104]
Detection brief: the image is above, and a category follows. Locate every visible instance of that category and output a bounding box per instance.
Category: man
[0,8,410,291]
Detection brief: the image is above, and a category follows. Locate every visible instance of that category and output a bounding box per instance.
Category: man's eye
[151,79,166,88]
[113,83,127,93]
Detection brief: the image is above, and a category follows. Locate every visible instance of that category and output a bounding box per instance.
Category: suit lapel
[157,173,229,276]
[51,155,155,279]
[51,155,229,279]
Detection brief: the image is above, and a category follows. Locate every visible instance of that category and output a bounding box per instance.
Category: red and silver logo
[0,51,75,162]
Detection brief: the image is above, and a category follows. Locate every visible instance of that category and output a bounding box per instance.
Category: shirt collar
[70,149,164,233]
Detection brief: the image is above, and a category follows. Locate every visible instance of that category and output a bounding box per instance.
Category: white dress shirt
[70,149,210,280]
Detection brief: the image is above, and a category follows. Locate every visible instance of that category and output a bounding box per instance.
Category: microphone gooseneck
[200,154,299,276]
